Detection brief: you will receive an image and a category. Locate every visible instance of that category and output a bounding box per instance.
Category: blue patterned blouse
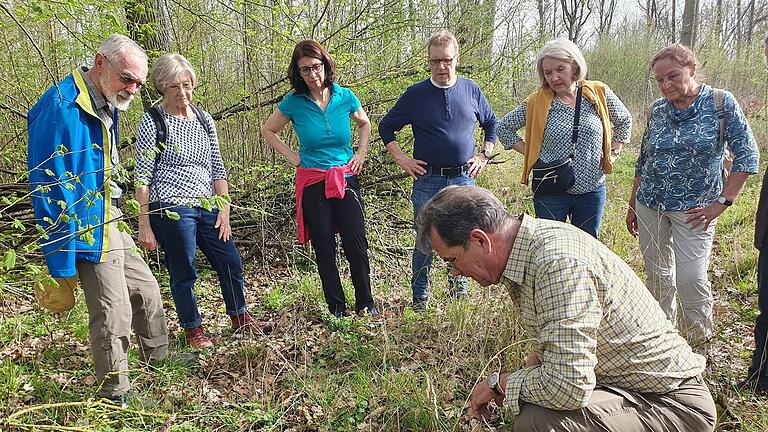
[635,85,759,211]
[497,86,632,194]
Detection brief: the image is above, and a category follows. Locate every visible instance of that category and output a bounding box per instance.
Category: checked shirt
[500,215,705,415]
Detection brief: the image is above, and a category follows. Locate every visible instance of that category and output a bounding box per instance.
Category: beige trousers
[513,375,716,432]
[76,206,169,398]
[636,202,717,346]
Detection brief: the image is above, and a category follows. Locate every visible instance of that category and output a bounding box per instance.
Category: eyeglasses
[298,63,324,76]
[444,244,467,276]
[428,56,456,67]
[101,54,146,88]
[168,82,194,92]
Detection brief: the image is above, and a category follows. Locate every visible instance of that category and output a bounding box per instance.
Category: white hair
[97,34,147,63]
[535,37,588,88]
[151,53,198,94]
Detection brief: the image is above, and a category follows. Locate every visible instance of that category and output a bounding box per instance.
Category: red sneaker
[184,326,214,349]
[231,311,273,334]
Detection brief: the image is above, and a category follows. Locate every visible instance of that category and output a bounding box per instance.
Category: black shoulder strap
[147,105,167,156]
[569,83,583,158]
[190,104,212,137]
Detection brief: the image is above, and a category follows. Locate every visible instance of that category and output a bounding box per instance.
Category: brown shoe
[184,326,214,349]
[231,311,273,334]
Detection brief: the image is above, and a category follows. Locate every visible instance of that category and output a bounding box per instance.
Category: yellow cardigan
[520,80,613,185]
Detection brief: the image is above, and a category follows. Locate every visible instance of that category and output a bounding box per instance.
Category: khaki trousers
[636,202,717,346]
[513,375,716,432]
[76,206,169,398]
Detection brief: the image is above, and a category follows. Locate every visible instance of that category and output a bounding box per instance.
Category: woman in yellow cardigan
[497,37,632,238]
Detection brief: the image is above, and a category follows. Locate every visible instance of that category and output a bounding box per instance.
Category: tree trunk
[124,0,174,111]
[680,0,698,47]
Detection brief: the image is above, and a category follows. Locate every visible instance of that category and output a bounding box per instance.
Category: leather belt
[425,164,469,177]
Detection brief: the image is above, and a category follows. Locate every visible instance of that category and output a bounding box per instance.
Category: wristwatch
[482,147,493,159]
[488,372,505,397]
[717,196,733,206]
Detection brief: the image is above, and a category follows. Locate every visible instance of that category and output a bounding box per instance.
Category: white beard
[100,73,134,111]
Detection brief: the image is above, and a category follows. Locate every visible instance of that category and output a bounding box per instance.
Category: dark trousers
[749,246,768,385]
[150,203,247,329]
[302,176,373,315]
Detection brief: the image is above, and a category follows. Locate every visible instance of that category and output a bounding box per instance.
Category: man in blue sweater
[379,29,498,310]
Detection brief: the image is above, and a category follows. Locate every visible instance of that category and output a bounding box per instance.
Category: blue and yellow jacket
[28,68,117,278]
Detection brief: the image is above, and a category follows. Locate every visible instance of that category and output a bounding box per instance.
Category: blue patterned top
[636,85,759,211]
[497,86,631,194]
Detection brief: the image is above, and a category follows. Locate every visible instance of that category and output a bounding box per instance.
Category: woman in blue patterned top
[135,54,270,349]
[497,38,632,238]
[627,44,759,348]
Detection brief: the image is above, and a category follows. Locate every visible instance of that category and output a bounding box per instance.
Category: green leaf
[117,220,133,235]
[44,168,55,177]
[2,250,16,270]
[125,198,140,215]
[57,200,67,210]
[165,210,180,221]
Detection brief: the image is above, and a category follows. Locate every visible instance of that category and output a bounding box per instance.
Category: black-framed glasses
[444,243,467,275]
[101,54,146,88]
[428,56,456,67]
[298,62,324,76]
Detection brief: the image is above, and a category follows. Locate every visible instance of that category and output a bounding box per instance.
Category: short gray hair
[416,185,513,252]
[97,34,147,63]
[535,37,588,88]
[152,53,197,94]
[427,29,459,53]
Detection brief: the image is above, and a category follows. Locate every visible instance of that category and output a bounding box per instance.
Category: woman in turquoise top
[261,39,379,319]
[627,44,759,349]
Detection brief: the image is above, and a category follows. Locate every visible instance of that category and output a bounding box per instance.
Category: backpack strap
[147,105,168,161]
[190,104,213,137]
[713,88,733,184]
[713,88,725,147]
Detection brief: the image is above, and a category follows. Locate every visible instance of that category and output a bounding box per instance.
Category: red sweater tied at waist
[295,164,353,244]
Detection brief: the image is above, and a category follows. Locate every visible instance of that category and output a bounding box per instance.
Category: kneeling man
[417,185,716,431]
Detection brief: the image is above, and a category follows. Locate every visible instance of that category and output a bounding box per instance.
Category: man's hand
[467,153,490,178]
[394,155,427,179]
[470,376,506,420]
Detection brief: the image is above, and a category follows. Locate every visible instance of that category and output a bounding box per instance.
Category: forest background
[1,0,768,430]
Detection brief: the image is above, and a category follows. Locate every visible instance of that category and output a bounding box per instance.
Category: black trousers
[302,175,373,314]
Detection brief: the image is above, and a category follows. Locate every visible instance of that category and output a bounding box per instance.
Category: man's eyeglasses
[101,54,146,88]
[298,63,324,76]
[428,56,456,67]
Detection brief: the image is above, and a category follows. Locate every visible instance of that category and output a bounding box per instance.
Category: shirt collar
[501,214,535,288]
[79,66,113,115]
[430,77,457,89]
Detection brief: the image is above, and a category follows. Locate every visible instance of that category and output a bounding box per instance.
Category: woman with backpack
[135,53,270,349]
[627,44,759,350]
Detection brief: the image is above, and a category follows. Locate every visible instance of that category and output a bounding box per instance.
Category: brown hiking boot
[184,326,214,349]
[231,311,273,334]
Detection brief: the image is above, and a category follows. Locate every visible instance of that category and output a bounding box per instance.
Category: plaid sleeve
[504,258,600,415]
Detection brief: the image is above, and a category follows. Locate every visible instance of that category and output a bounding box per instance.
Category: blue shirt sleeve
[378,89,414,145]
[723,91,759,174]
[278,93,294,120]
[498,103,527,150]
[475,86,498,143]
[347,88,362,114]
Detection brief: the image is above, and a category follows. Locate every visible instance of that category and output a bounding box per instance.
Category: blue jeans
[533,183,606,238]
[411,172,475,300]
[749,245,768,385]
[150,203,247,329]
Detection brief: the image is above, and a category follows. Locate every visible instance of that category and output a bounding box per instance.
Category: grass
[2,134,768,431]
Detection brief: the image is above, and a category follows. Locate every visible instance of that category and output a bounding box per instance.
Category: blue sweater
[379,78,497,167]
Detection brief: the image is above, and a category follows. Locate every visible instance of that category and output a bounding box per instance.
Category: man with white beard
[27,34,171,404]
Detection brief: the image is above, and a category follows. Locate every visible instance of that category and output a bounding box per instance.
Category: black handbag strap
[568,83,583,158]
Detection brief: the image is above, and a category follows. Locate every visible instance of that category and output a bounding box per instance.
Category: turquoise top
[278,83,361,169]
